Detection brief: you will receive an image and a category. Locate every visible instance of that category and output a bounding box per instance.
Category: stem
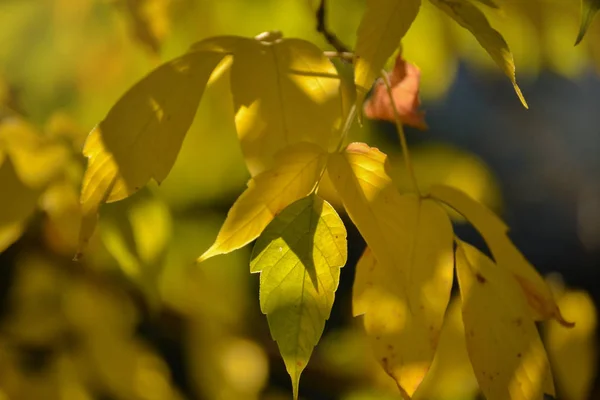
[335,104,357,152]
[380,70,421,196]
[323,51,354,62]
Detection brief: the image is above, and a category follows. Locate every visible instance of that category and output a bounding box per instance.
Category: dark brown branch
[316,0,351,54]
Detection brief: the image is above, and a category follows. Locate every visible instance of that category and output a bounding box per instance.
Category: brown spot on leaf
[514,318,523,327]
[517,353,522,358]
[475,273,487,283]
[513,275,574,327]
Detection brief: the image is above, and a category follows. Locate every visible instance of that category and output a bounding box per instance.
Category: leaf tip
[574,30,586,46]
[291,369,301,400]
[555,308,576,328]
[196,253,211,264]
[513,83,528,109]
[196,244,224,263]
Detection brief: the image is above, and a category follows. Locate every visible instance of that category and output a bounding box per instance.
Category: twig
[316,0,351,54]
[323,51,354,61]
[380,70,421,197]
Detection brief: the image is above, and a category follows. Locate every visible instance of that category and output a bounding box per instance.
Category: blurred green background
[0,0,598,399]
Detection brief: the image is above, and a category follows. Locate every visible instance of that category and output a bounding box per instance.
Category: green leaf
[354,0,421,114]
[250,195,347,400]
[230,37,344,176]
[78,49,227,255]
[576,0,600,45]
[429,0,528,108]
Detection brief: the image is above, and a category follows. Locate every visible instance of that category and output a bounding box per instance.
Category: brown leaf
[363,53,427,130]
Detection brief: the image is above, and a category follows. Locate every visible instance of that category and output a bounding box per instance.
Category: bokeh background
[0,0,598,399]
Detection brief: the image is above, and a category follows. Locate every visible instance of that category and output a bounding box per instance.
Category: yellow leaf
[354,0,421,111]
[352,247,377,318]
[198,143,329,262]
[250,195,347,400]
[0,157,40,246]
[413,297,479,400]
[544,287,597,400]
[0,221,24,253]
[331,143,454,396]
[455,240,554,400]
[429,0,528,108]
[0,118,68,188]
[78,50,227,255]
[430,184,573,327]
[230,37,343,175]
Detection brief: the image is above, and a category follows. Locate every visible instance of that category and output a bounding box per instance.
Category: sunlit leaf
[413,296,479,400]
[331,143,454,396]
[0,118,68,188]
[351,247,377,318]
[430,184,573,327]
[250,195,347,399]
[455,240,554,400]
[576,0,600,45]
[429,0,528,108]
[354,0,421,113]
[198,143,328,262]
[0,221,24,253]
[387,143,503,221]
[230,37,343,175]
[544,285,597,400]
[77,50,227,256]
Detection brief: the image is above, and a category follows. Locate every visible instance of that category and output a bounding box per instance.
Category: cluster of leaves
[0,111,269,400]
[68,1,592,399]
[0,115,79,255]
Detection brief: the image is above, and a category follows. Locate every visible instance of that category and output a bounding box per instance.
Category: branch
[316,0,351,54]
